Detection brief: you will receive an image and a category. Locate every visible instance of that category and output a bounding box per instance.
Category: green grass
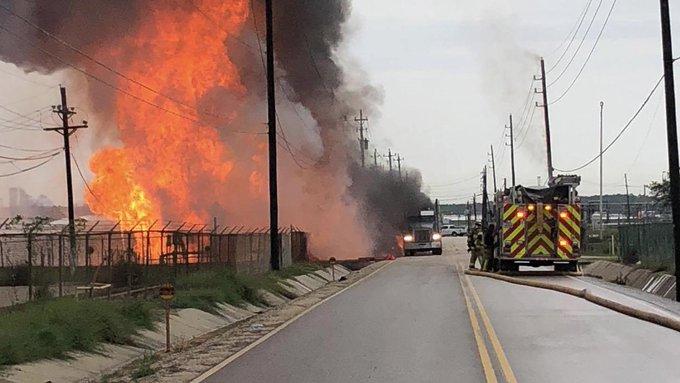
[130,352,157,380]
[0,262,321,368]
[0,298,157,367]
[170,264,318,311]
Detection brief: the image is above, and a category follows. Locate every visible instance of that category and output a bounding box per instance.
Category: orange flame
[86,1,250,235]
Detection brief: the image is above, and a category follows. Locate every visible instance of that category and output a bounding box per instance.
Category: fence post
[85,232,91,268]
[184,231,190,274]
[27,232,33,301]
[58,233,63,297]
[198,228,203,266]
[107,222,119,299]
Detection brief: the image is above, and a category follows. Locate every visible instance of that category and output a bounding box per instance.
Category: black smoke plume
[0,0,432,257]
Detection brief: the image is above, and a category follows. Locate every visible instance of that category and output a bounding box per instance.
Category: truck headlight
[404,234,414,242]
[432,233,442,240]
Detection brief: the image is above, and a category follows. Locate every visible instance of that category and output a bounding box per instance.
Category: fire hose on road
[464,269,680,334]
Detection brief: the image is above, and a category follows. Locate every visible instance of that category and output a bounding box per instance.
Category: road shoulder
[96,260,392,383]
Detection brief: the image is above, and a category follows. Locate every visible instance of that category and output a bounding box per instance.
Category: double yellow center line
[456,264,518,383]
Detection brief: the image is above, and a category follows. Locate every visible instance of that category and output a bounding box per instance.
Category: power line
[184,0,258,51]
[249,0,315,169]
[516,103,538,148]
[554,74,663,173]
[0,104,45,125]
[0,143,61,152]
[0,152,59,177]
[295,19,335,96]
[513,89,538,144]
[0,150,61,161]
[627,91,663,172]
[275,114,312,170]
[547,0,594,73]
[549,0,617,105]
[0,4,229,123]
[0,25,263,135]
[426,174,480,188]
[71,152,101,203]
[548,0,604,87]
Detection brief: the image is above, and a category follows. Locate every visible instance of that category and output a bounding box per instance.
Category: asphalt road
[201,237,680,383]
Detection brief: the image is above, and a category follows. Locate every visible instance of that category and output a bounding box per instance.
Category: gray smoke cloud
[0,0,431,257]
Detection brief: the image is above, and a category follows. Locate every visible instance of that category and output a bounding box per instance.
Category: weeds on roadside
[0,298,157,367]
[131,352,158,380]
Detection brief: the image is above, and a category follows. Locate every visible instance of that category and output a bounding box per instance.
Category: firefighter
[468,223,483,269]
[482,223,498,271]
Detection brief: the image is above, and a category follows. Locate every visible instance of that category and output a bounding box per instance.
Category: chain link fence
[0,219,308,307]
[618,222,674,273]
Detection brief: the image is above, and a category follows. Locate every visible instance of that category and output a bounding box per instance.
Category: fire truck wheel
[432,248,443,255]
[569,261,578,272]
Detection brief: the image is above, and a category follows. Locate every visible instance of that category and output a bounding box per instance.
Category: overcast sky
[0,0,679,207]
[345,0,680,203]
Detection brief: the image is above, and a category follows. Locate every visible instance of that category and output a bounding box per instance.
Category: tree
[649,179,671,207]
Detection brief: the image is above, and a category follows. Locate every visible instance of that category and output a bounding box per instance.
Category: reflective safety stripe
[502,203,525,258]
[557,205,581,259]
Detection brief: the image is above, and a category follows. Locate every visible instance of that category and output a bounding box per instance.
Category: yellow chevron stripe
[527,222,537,235]
[527,234,541,249]
[540,235,555,250]
[503,205,517,220]
[563,216,580,235]
[557,247,567,259]
[567,205,581,221]
[506,224,524,242]
[559,225,577,240]
[534,243,551,255]
[512,243,526,258]
[563,241,573,253]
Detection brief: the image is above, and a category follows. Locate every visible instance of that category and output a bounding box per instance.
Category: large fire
[86,1,250,230]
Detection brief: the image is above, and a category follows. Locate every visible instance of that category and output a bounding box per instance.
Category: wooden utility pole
[355,109,368,168]
[506,114,516,187]
[660,0,680,301]
[388,149,393,173]
[490,144,497,193]
[396,154,402,179]
[481,167,488,229]
[44,86,87,273]
[466,201,471,231]
[373,148,378,167]
[473,193,477,222]
[265,0,279,270]
[536,58,554,182]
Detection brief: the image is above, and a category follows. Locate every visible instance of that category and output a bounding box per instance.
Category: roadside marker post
[329,257,336,281]
[160,283,175,352]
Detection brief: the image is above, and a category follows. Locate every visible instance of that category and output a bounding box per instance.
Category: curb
[464,269,680,333]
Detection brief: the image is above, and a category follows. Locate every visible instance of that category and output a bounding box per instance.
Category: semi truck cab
[403,210,443,256]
